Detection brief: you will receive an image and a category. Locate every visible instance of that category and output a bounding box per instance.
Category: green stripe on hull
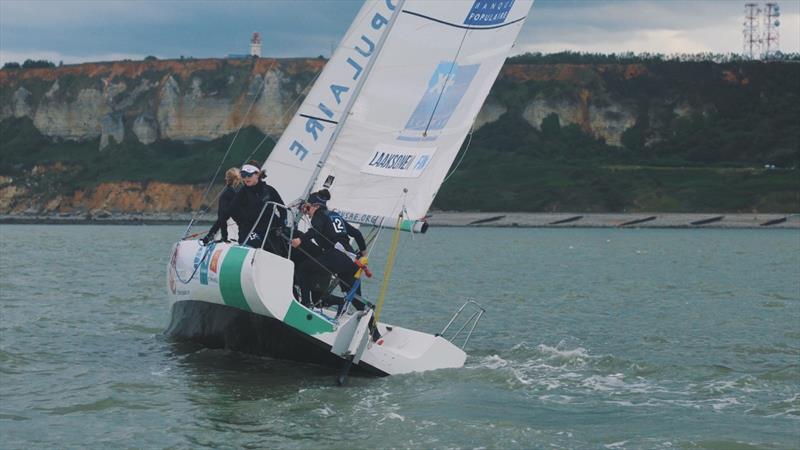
[284,301,334,335]
[219,246,251,312]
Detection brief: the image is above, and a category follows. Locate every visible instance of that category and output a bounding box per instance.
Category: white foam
[604,440,629,449]
[482,354,509,369]
[510,342,531,351]
[711,397,741,411]
[537,343,589,360]
[582,373,626,392]
[150,366,171,376]
[314,405,335,417]
[539,394,574,404]
[605,400,635,407]
[511,367,537,386]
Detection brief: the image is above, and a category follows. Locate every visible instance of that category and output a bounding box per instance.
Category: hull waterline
[165,300,388,376]
[167,240,467,377]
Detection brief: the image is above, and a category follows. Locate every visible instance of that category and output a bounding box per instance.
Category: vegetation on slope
[1,53,798,212]
[0,116,275,193]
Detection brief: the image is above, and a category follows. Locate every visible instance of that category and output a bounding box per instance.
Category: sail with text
[264,0,535,227]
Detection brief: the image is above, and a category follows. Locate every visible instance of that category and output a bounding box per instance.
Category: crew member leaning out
[291,189,367,307]
[204,161,287,256]
[202,167,242,244]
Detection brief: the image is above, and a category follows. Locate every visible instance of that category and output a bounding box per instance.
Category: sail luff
[299,0,407,204]
[262,0,405,206]
[264,1,535,223]
[315,1,535,221]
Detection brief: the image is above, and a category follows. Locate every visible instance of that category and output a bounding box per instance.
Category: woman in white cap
[207,159,287,254]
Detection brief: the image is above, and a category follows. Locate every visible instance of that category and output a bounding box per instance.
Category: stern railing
[438,299,485,350]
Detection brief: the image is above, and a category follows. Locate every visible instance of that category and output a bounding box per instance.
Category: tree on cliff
[21,59,56,69]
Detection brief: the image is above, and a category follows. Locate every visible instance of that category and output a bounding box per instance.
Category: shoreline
[1,212,797,229]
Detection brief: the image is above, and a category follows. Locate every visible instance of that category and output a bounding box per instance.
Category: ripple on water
[45,397,151,416]
[2,226,799,449]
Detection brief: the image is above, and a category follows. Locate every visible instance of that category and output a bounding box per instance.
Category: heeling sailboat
[166,0,535,377]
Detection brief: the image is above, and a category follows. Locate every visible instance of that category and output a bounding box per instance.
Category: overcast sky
[1,0,798,65]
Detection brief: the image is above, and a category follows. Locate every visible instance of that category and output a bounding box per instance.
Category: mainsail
[264,0,534,225]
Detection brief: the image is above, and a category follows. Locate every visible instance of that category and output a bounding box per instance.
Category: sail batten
[264,0,535,221]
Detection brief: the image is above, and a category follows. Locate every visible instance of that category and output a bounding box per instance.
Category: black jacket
[303,207,366,254]
[207,185,239,241]
[222,181,286,243]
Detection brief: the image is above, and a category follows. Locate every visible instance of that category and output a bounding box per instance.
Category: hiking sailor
[202,167,242,244]
[291,189,367,306]
[205,161,288,255]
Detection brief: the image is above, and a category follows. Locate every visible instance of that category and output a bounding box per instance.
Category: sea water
[0,225,798,449]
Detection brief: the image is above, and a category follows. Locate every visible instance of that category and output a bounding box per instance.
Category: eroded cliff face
[1,58,742,215]
[1,58,323,150]
[1,58,680,152]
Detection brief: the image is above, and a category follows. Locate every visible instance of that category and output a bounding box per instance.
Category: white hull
[167,240,466,376]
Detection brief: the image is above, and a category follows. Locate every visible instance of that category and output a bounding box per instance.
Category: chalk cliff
[2,56,796,215]
[1,58,322,150]
[0,58,668,152]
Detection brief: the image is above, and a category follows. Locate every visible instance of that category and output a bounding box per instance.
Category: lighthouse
[250,32,262,57]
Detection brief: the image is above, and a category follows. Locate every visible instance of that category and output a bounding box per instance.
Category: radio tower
[250,32,262,58]
[743,3,760,59]
[762,3,781,59]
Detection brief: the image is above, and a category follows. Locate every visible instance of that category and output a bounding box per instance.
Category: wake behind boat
[166,0,535,380]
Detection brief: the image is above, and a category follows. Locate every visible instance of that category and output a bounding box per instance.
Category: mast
[299,0,407,202]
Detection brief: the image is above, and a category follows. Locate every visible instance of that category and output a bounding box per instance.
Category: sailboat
[166,0,535,378]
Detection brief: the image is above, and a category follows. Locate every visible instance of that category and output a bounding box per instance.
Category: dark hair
[306,189,331,206]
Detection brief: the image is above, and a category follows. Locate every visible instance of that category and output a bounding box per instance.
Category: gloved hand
[200,233,214,246]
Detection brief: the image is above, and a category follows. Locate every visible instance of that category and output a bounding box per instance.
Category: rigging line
[298,0,408,204]
[373,196,406,325]
[421,26,471,137]
[183,59,277,238]
[246,0,380,167]
[242,68,325,164]
[188,58,320,229]
[172,245,212,284]
[442,124,475,184]
[364,193,405,259]
[281,234,355,292]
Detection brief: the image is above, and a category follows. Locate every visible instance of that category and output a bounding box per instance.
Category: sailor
[202,167,242,244]
[291,189,367,306]
[210,161,287,255]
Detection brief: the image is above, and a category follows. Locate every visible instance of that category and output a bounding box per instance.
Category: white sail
[264,0,534,223]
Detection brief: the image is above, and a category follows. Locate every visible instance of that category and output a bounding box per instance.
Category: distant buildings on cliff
[227,32,262,59]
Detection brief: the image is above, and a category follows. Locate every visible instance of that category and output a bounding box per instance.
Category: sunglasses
[240,171,258,178]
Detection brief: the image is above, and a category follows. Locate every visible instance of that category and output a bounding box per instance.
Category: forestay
[263,0,534,225]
